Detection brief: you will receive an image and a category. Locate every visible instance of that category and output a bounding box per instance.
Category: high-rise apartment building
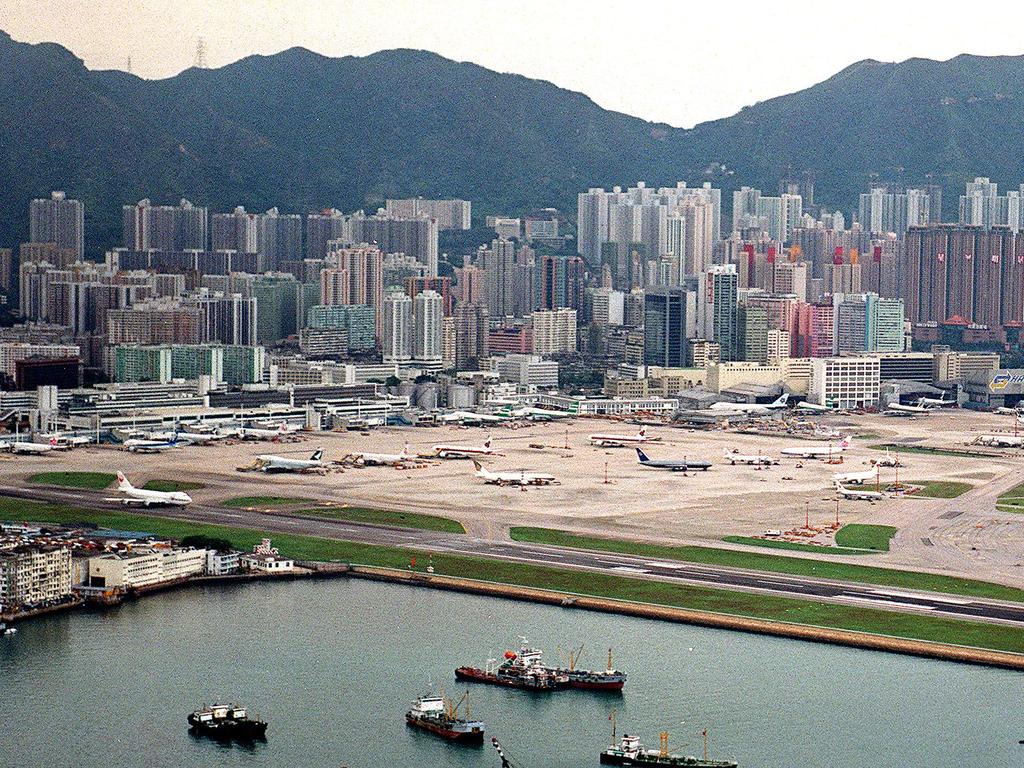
[385,199,470,230]
[531,308,577,355]
[644,287,695,367]
[696,265,739,361]
[30,191,85,259]
[413,289,443,362]
[382,291,413,363]
[123,199,208,251]
[184,291,258,346]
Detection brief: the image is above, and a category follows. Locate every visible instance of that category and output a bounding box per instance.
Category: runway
[10,485,1024,631]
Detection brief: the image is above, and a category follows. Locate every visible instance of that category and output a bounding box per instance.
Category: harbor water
[1,578,1021,767]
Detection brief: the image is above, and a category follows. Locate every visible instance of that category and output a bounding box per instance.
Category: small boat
[187,703,267,741]
[456,638,568,691]
[405,691,484,744]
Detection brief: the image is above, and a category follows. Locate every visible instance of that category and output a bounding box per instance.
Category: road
[9,485,1024,631]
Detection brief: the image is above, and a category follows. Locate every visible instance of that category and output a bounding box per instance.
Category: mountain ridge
[3,30,1024,255]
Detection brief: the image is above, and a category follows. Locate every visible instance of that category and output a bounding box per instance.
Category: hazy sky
[4,1,1024,127]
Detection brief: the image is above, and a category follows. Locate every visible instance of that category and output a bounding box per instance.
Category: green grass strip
[723,535,876,555]
[835,524,897,551]
[999,482,1024,501]
[904,480,973,499]
[510,526,1024,603]
[9,501,1024,654]
[26,472,116,490]
[296,507,465,534]
[868,444,993,459]
[141,480,205,492]
[222,496,315,508]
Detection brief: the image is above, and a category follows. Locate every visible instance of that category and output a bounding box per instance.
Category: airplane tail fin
[840,435,853,448]
[775,393,789,406]
[472,459,483,472]
[403,442,411,457]
[116,472,133,491]
[638,426,647,437]
[311,449,323,462]
[484,437,492,449]
[635,447,649,463]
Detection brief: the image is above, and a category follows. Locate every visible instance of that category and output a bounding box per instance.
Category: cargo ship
[405,692,485,744]
[551,647,626,691]
[187,703,267,741]
[456,638,568,690]
[600,728,736,767]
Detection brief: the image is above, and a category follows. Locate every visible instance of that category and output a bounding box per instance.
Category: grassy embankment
[834,524,898,551]
[8,498,1024,654]
[868,444,994,459]
[510,527,1024,603]
[997,482,1024,514]
[222,496,465,533]
[722,536,876,556]
[27,472,115,489]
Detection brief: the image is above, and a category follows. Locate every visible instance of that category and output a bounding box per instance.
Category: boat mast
[703,728,708,762]
[659,732,669,758]
[609,708,617,745]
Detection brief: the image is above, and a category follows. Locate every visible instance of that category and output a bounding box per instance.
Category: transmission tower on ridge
[194,37,208,69]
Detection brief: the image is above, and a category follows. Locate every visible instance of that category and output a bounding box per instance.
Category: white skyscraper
[30,191,85,259]
[414,289,443,362]
[382,291,412,363]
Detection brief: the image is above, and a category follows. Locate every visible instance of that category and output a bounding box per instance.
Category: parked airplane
[973,434,1024,448]
[833,466,879,485]
[871,449,905,468]
[708,393,789,415]
[722,449,778,466]
[350,443,414,466]
[834,481,883,501]
[255,449,329,473]
[106,471,192,506]
[8,438,59,455]
[995,407,1024,416]
[437,410,509,425]
[780,436,853,459]
[497,406,573,421]
[885,403,931,416]
[917,396,956,408]
[796,401,835,413]
[176,430,229,444]
[589,426,656,448]
[635,447,711,472]
[432,437,496,459]
[240,423,296,440]
[122,435,180,453]
[471,460,557,486]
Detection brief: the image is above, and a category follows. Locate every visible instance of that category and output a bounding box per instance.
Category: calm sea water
[1,578,1021,768]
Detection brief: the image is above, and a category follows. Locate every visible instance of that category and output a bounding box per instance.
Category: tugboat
[456,637,568,690]
[405,691,485,744]
[551,647,627,691]
[187,703,267,741]
[600,716,736,767]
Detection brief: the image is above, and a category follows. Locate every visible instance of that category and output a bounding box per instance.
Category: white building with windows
[808,356,880,409]
[531,308,577,355]
[0,546,73,610]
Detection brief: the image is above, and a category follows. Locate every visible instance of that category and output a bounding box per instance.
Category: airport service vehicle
[974,434,1024,448]
[107,472,192,507]
[187,704,266,741]
[885,403,931,416]
[456,639,568,690]
[433,437,495,459]
[405,693,484,744]
[8,438,59,455]
[708,393,789,415]
[834,481,883,501]
[780,436,852,459]
[832,466,879,485]
[122,435,180,453]
[635,448,710,472]
[590,426,656,448]
[471,460,557,486]
[255,449,328,473]
[600,732,736,767]
[722,450,777,466]
[350,443,413,466]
